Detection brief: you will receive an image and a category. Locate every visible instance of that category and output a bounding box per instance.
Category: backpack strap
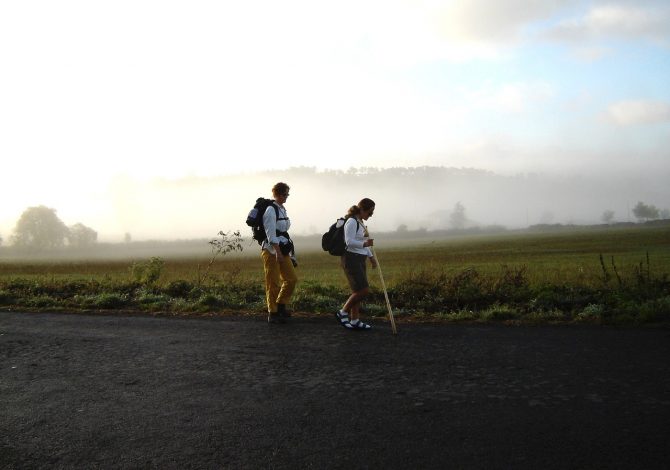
[344,215,360,232]
[272,203,289,237]
[272,204,294,257]
[271,202,289,221]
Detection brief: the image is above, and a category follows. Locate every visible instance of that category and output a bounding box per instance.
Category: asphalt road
[1,311,669,469]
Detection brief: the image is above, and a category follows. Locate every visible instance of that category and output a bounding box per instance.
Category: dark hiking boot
[268,312,280,324]
[277,304,290,323]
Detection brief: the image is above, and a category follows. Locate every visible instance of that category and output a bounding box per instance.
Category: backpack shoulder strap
[272,202,289,222]
[341,216,360,234]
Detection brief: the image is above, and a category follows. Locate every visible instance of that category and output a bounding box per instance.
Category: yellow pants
[261,249,298,313]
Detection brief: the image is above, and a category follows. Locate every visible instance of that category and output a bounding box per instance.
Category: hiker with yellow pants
[259,182,297,323]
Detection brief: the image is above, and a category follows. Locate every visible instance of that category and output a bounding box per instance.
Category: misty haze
[1,166,670,251]
[16,166,670,241]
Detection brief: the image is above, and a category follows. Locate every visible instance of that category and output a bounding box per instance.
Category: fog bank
[95,166,670,241]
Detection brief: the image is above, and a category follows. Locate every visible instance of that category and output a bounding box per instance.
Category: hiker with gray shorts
[336,198,377,330]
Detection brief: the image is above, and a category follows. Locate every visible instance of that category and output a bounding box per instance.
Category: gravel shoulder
[2,311,670,469]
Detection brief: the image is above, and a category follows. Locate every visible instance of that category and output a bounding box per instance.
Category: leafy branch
[197,230,244,286]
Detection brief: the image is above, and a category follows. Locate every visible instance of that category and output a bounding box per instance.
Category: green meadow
[1,224,669,325]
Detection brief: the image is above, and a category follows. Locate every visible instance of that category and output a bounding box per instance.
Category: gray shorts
[342,251,368,292]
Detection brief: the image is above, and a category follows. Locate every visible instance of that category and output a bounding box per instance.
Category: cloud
[468,82,555,114]
[439,0,573,43]
[331,1,580,65]
[546,3,670,44]
[570,45,612,62]
[607,100,670,126]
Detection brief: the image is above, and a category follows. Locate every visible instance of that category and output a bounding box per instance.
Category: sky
[1,0,669,241]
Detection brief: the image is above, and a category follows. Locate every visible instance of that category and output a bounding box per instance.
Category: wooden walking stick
[371,247,398,335]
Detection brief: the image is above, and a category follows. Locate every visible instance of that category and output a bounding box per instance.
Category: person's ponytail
[346,205,360,218]
[345,198,375,218]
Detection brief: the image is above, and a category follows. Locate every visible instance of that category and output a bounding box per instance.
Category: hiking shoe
[268,312,280,324]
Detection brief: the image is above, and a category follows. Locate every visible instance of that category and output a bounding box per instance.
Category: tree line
[601,202,669,224]
[433,201,669,232]
[2,199,668,251]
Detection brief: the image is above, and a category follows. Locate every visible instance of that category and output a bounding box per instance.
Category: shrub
[638,296,670,323]
[391,267,498,312]
[136,289,170,311]
[48,280,101,299]
[20,295,58,308]
[0,290,14,305]
[523,309,567,324]
[446,267,491,310]
[605,296,670,325]
[198,293,222,309]
[530,285,597,313]
[130,257,164,285]
[164,280,195,298]
[4,279,46,297]
[169,298,197,314]
[441,310,478,322]
[390,269,449,313]
[577,303,604,323]
[482,304,520,321]
[492,265,530,303]
[77,293,129,309]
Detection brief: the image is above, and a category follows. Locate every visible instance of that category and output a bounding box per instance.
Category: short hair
[272,182,290,197]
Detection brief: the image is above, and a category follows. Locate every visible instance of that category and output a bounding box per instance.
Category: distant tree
[124,232,132,243]
[67,223,98,248]
[601,210,615,224]
[661,209,670,220]
[0,234,3,247]
[11,206,69,250]
[450,202,467,230]
[396,224,408,233]
[632,201,659,222]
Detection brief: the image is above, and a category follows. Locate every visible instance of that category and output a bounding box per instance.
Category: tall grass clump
[389,265,529,313]
[292,280,341,313]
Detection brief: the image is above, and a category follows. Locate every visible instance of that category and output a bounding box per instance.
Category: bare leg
[343,287,369,321]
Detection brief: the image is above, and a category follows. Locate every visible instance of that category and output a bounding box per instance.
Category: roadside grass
[1,225,669,325]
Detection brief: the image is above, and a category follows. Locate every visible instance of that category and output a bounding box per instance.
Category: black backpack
[246,198,281,245]
[322,217,359,256]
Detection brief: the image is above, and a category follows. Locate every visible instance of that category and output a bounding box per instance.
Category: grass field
[2,225,669,287]
[1,224,669,325]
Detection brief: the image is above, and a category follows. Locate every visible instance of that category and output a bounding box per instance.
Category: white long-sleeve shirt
[261,202,290,254]
[344,217,372,257]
